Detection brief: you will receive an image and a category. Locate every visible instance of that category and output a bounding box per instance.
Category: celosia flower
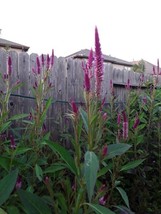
[153,66,156,75]
[95,27,103,96]
[44,176,49,185]
[28,112,33,120]
[41,54,45,66]
[51,49,54,67]
[84,71,90,92]
[33,81,38,89]
[122,111,128,140]
[157,59,160,75]
[133,114,140,129]
[36,56,41,74]
[99,193,108,206]
[16,176,22,189]
[46,54,50,70]
[82,61,91,92]
[102,112,107,121]
[71,100,78,114]
[102,144,108,157]
[8,56,12,76]
[10,134,16,149]
[3,73,8,80]
[99,97,106,111]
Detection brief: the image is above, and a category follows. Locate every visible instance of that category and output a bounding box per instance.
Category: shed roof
[66,49,133,67]
[0,38,29,52]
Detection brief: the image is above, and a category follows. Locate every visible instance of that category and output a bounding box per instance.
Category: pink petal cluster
[133,114,140,129]
[95,27,103,96]
[102,144,108,157]
[99,193,108,205]
[16,176,22,189]
[10,134,16,149]
[71,100,78,114]
[8,56,12,75]
[122,111,128,140]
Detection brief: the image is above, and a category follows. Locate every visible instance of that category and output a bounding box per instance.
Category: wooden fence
[0,49,160,138]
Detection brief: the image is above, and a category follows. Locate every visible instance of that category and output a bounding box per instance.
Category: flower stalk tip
[95,26,103,96]
[71,100,78,115]
[8,56,12,75]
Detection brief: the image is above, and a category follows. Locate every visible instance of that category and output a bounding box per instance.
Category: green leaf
[18,189,51,214]
[79,108,88,132]
[9,114,28,121]
[86,203,115,214]
[0,208,7,214]
[0,121,11,134]
[0,169,18,206]
[84,151,99,202]
[120,159,145,172]
[7,206,20,214]
[35,164,43,181]
[0,157,10,171]
[44,164,66,174]
[14,148,32,156]
[97,163,113,178]
[116,187,130,208]
[114,205,135,214]
[105,143,131,160]
[47,141,77,175]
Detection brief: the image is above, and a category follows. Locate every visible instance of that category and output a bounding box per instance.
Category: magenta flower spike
[8,56,12,76]
[102,144,108,157]
[41,54,45,67]
[133,114,140,129]
[95,27,103,97]
[46,54,50,70]
[157,59,160,75]
[71,100,78,114]
[153,66,156,75]
[102,112,107,121]
[3,73,8,80]
[84,71,90,92]
[99,194,108,205]
[10,134,16,149]
[122,111,128,140]
[51,49,54,67]
[16,176,22,189]
[36,56,41,74]
[44,176,49,185]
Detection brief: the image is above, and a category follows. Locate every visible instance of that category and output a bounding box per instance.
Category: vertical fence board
[9,51,19,116]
